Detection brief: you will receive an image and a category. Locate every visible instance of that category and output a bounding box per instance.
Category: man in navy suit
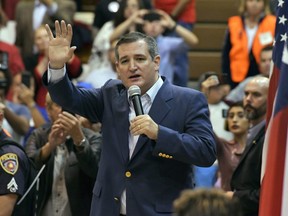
[43,20,216,216]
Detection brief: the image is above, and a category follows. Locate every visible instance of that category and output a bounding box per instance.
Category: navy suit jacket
[45,74,216,216]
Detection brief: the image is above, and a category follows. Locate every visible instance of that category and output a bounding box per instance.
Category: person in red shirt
[24,25,82,108]
[153,0,196,87]
[1,0,20,20]
[0,7,24,76]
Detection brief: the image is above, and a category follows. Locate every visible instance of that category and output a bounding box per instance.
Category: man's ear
[115,61,121,78]
[153,55,160,71]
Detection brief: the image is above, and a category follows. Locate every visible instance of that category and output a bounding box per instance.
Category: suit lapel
[130,81,173,160]
[112,88,130,164]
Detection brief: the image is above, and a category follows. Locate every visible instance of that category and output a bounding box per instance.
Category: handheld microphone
[128,85,144,116]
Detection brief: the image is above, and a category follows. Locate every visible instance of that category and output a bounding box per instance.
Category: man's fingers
[55,20,61,37]
[61,20,68,37]
[66,24,73,42]
[47,20,71,39]
[45,24,54,41]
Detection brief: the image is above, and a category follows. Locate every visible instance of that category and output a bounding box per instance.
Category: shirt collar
[145,76,163,103]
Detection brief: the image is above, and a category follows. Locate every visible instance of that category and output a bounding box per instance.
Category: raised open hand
[45,20,76,69]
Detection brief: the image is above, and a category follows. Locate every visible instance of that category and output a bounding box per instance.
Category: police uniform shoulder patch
[0,153,19,175]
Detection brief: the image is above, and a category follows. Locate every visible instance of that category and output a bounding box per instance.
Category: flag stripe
[259,1,288,215]
[282,129,288,216]
[261,65,279,181]
[260,109,288,216]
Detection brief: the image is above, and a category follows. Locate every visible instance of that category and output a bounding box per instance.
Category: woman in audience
[0,68,31,145]
[0,6,25,101]
[86,0,147,75]
[222,0,275,89]
[216,102,249,191]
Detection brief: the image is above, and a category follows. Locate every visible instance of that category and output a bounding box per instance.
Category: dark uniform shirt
[0,130,31,215]
[0,144,29,196]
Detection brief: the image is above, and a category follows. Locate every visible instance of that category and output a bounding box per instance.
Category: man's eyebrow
[119,55,128,61]
[119,54,146,60]
[134,54,146,57]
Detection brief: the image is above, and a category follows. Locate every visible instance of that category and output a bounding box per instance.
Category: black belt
[120,214,126,216]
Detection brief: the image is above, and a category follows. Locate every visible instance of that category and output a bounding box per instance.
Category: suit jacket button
[162,153,166,157]
[169,156,173,159]
[165,155,170,158]
[114,197,119,201]
[125,171,132,178]
[158,153,163,157]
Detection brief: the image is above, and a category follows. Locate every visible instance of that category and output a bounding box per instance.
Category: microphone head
[128,85,141,98]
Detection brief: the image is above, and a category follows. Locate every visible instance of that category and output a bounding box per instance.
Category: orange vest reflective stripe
[228,15,276,83]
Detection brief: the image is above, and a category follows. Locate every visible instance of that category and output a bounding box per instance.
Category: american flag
[259,0,288,215]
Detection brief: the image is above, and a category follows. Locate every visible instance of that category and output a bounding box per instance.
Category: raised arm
[109,9,148,43]
[157,9,198,45]
[45,20,76,69]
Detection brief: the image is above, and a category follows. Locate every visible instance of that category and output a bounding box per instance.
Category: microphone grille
[128,85,141,98]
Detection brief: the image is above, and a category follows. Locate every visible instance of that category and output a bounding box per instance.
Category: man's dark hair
[261,45,273,53]
[174,189,243,216]
[115,31,159,61]
[143,10,161,22]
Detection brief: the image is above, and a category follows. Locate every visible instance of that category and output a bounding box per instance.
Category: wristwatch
[75,138,86,148]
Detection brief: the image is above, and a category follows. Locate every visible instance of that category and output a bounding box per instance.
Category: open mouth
[231,125,239,130]
[129,75,141,80]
